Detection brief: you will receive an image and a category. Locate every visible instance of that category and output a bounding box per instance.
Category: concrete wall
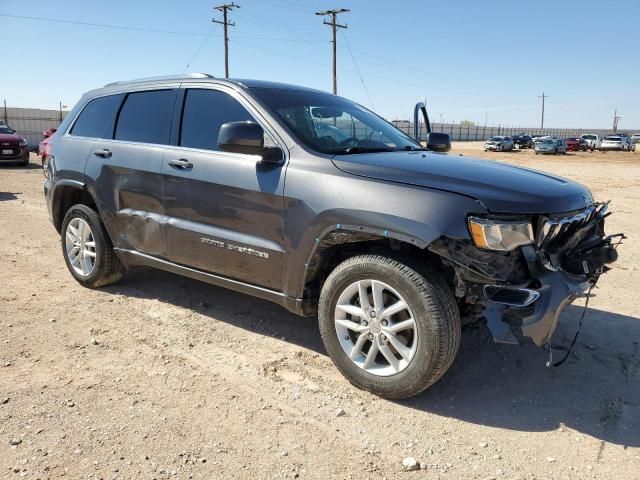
[1,107,69,150]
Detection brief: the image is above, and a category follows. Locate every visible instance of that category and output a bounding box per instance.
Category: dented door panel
[85,141,166,255]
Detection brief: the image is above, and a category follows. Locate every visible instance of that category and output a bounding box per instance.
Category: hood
[0,133,21,144]
[332,151,592,214]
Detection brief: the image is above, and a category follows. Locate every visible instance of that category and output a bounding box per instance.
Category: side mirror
[218,121,282,162]
[426,132,451,152]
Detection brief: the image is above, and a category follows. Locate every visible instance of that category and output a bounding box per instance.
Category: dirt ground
[1,144,639,479]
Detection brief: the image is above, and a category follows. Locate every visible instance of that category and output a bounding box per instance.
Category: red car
[39,128,57,162]
[0,124,29,166]
[564,138,580,152]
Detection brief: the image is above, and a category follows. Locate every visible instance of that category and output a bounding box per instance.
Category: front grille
[536,204,606,249]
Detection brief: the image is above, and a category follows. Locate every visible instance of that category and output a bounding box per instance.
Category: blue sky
[2,0,638,129]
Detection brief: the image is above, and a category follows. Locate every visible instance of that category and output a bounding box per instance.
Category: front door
[161,86,286,290]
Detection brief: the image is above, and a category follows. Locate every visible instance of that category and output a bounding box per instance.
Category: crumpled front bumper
[517,268,590,346]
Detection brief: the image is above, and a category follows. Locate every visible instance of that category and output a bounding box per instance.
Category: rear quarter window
[70,94,123,139]
[115,89,178,145]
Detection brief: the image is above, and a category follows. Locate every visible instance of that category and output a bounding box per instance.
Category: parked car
[512,134,533,149]
[483,135,514,151]
[44,74,620,399]
[564,138,579,152]
[534,138,567,155]
[39,128,57,167]
[564,137,587,152]
[0,124,29,166]
[580,134,600,151]
[630,133,640,144]
[618,134,635,152]
[599,136,627,152]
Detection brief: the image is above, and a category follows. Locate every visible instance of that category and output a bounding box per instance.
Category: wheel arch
[51,181,99,233]
[298,224,455,308]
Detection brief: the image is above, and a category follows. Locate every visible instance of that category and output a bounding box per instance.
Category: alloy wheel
[334,279,418,376]
[65,218,97,276]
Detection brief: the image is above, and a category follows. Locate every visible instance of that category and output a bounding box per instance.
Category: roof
[102,74,329,95]
[103,73,215,88]
[224,78,328,94]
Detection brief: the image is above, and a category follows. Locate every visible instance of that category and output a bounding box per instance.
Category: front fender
[281,168,487,298]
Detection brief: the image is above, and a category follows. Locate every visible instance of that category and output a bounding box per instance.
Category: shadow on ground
[0,191,21,201]
[105,268,640,447]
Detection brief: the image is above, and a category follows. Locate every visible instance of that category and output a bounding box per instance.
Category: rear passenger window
[115,90,177,144]
[180,89,254,151]
[71,94,123,139]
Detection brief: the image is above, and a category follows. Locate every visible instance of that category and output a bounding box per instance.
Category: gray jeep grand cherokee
[44,73,620,399]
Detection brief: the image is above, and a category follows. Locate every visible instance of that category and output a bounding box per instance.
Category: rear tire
[61,204,124,288]
[318,255,461,399]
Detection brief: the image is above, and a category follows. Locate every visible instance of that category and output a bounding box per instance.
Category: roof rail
[104,73,215,88]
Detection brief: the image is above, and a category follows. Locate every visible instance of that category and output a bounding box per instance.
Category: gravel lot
[1,144,639,479]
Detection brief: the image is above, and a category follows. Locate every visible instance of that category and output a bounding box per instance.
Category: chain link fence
[391,120,619,142]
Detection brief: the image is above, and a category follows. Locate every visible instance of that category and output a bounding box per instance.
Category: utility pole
[612,108,622,132]
[3,99,7,125]
[213,2,239,78]
[315,8,350,94]
[538,92,548,129]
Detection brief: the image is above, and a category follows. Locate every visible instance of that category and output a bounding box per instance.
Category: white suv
[630,133,640,145]
[580,134,600,151]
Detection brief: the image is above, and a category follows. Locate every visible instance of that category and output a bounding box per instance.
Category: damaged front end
[430,202,623,347]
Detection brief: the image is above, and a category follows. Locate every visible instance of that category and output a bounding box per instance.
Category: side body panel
[160,84,288,289]
[85,140,167,255]
[161,148,286,289]
[280,150,487,298]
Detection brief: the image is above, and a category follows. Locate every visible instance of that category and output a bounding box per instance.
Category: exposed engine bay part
[429,237,529,285]
[430,203,624,351]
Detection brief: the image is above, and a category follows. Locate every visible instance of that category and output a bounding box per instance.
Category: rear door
[161,85,286,290]
[85,87,179,256]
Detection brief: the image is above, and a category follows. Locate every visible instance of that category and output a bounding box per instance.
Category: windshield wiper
[402,145,427,151]
[335,146,397,155]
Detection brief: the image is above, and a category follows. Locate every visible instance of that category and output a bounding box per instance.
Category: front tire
[61,204,124,288]
[318,255,461,399]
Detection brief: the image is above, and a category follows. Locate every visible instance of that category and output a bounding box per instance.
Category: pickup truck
[580,134,601,151]
[44,74,621,399]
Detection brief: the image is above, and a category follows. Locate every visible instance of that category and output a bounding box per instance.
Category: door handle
[168,158,193,169]
[94,149,112,158]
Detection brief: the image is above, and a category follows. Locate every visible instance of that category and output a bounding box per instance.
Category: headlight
[468,217,534,251]
[19,138,28,147]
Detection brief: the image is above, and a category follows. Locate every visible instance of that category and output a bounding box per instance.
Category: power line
[182,27,217,73]
[212,3,240,78]
[0,13,214,36]
[316,8,350,95]
[340,30,375,109]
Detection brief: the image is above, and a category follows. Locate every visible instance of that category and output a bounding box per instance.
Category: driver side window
[180,89,276,151]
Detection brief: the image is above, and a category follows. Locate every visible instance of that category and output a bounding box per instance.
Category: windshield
[604,136,621,141]
[0,126,14,134]
[250,88,422,154]
[582,135,596,140]
[489,136,504,141]
[541,139,554,145]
